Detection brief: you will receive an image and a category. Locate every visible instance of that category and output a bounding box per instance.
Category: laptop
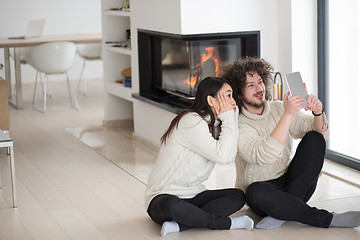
[8,17,46,39]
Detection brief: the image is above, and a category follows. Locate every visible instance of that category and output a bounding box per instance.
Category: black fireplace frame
[133,29,260,113]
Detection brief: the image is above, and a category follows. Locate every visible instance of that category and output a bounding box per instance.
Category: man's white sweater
[235,101,330,191]
[145,108,239,209]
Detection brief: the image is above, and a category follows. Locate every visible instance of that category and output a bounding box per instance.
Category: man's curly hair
[220,56,274,112]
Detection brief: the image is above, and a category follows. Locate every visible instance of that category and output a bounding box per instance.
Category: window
[318,0,360,170]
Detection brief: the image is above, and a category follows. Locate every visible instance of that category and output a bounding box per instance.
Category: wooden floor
[0,79,359,240]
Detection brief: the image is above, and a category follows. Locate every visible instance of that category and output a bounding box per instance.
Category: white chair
[26,41,79,112]
[76,43,102,94]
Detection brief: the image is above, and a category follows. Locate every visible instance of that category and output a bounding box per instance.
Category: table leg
[4,47,23,109]
[4,48,12,99]
[12,48,23,109]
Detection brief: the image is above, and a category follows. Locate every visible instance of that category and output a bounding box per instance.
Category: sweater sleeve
[237,123,284,165]
[290,110,330,140]
[177,108,239,164]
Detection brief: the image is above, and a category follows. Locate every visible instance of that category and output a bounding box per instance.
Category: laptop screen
[8,17,46,39]
[25,17,46,38]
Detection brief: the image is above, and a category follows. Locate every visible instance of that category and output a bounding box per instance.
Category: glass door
[318,0,360,170]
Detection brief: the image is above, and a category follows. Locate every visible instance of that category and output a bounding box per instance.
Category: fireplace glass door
[160,38,241,98]
[137,29,260,112]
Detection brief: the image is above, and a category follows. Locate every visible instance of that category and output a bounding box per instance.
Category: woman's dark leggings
[246,131,333,228]
[147,188,245,231]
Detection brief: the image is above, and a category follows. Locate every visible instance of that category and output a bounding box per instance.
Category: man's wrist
[312,107,324,116]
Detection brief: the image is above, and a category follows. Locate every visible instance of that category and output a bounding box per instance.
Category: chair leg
[39,72,44,94]
[47,74,52,98]
[32,71,39,106]
[77,59,87,95]
[43,75,47,112]
[66,73,79,110]
[32,71,47,112]
[37,73,52,97]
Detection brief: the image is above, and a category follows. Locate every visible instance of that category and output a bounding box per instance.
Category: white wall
[131,0,183,145]
[180,0,281,70]
[0,0,103,83]
[291,0,318,95]
[277,0,292,74]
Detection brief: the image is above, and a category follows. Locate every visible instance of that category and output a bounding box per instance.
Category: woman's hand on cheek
[216,92,234,116]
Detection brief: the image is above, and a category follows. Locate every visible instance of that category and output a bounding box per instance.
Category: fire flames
[186,47,219,89]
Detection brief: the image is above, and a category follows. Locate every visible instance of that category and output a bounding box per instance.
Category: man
[220,56,360,229]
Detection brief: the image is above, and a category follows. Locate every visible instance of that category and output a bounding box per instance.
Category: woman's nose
[231,97,236,105]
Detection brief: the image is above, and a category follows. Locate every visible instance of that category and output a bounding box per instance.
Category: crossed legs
[246,131,333,228]
[147,188,252,236]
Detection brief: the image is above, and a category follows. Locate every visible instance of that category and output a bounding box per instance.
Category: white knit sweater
[145,107,239,209]
[235,101,330,191]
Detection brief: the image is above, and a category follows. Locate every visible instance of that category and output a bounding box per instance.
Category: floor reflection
[66,125,157,184]
[65,125,360,204]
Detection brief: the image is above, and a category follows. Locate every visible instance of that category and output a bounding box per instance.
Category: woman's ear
[207,95,215,107]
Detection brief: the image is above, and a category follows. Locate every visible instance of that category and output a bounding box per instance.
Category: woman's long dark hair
[160,76,231,144]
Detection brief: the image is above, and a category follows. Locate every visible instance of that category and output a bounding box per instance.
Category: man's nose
[255,84,263,92]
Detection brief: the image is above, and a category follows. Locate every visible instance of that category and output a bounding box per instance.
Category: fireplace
[133,29,260,113]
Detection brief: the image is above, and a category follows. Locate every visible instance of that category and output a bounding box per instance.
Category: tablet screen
[285,72,308,108]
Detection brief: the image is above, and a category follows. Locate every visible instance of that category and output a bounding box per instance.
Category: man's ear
[207,95,215,107]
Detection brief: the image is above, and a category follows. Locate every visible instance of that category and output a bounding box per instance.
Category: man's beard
[242,92,265,109]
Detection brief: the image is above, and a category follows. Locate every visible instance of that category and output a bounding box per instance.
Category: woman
[145,77,253,237]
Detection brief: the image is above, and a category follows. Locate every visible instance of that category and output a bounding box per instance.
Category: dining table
[0,32,102,109]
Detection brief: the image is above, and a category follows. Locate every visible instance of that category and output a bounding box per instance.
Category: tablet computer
[285,72,308,108]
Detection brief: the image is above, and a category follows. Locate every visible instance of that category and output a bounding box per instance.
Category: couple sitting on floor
[144,57,360,237]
